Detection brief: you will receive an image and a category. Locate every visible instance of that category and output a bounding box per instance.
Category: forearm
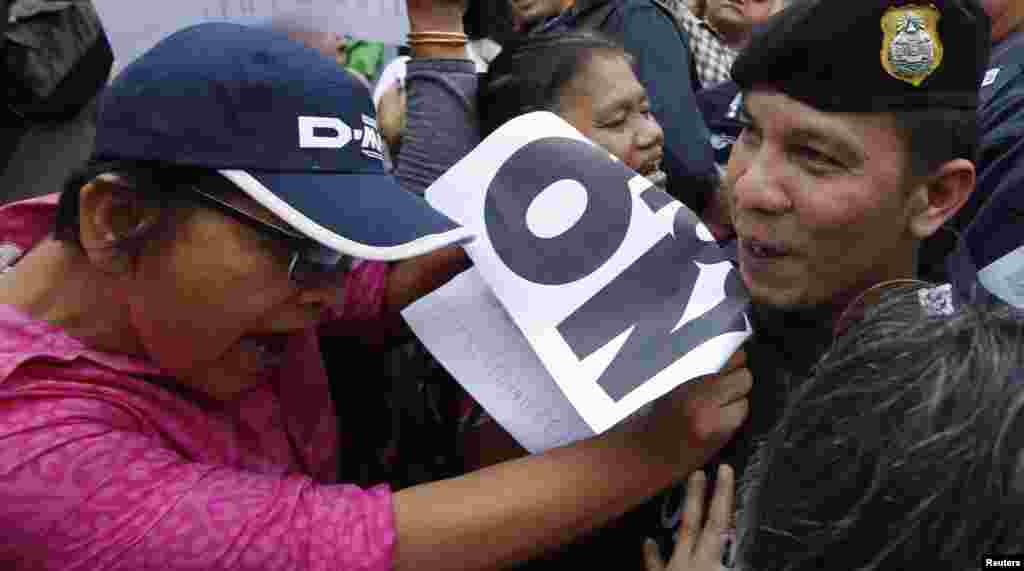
[385,244,470,313]
[392,424,693,571]
[394,4,482,196]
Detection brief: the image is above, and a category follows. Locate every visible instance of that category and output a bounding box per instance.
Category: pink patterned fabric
[0,195,396,570]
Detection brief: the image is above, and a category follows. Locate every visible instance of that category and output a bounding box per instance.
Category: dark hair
[737,289,1024,570]
[478,30,628,137]
[463,0,516,41]
[54,160,212,249]
[890,107,979,183]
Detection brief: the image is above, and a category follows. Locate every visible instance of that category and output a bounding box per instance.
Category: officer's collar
[751,302,836,335]
[750,302,837,350]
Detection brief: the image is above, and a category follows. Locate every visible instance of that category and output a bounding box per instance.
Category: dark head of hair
[464,0,516,41]
[890,106,979,184]
[54,160,217,251]
[737,288,1024,570]
[478,30,627,137]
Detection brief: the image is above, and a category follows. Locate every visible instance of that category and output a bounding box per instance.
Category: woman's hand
[391,353,747,571]
[643,464,736,571]
[637,350,751,476]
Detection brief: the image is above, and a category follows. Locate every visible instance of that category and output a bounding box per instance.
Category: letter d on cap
[298,116,353,149]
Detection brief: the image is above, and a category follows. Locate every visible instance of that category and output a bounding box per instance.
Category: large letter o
[484,138,633,285]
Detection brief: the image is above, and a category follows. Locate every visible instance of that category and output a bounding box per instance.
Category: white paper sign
[425,112,752,433]
[402,268,594,453]
[95,0,408,71]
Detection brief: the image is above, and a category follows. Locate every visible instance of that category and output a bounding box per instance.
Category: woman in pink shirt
[0,6,752,571]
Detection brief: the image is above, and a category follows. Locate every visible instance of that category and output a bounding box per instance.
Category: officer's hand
[643,464,735,571]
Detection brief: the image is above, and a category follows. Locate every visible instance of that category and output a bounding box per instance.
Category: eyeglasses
[186,185,352,288]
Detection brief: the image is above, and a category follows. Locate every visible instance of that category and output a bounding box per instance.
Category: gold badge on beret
[881,4,944,87]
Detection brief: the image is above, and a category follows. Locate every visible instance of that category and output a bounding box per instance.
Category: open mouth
[639,162,661,176]
[742,237,791,259]
[637,154,663,176]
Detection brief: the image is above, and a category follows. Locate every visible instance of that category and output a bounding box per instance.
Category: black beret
[732,0,992,112]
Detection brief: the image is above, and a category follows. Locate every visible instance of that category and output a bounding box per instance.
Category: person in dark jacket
[1,0,113,204]
[950,0,1024,233]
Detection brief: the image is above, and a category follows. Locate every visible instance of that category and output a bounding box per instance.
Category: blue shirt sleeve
[607,0,718,211]
[960,81,1024,270]
[393,59,481,196]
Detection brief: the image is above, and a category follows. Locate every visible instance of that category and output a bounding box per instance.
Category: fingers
[710,366,753,406]
[665,466,736,571]
[716,398,750,435]
[681,368,751,446]
[643,538,667,571]
[696,464,735,564]
[720,349,747,374]
[676,469,707,558]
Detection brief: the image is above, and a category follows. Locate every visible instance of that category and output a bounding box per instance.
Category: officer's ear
[906,158,975,240]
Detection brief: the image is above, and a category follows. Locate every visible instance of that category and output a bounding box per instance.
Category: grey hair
[736,288,1024,570]
[261,10,320,35]
[261,10,342,57]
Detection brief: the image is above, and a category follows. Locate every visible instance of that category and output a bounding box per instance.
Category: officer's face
[726,89,919,310]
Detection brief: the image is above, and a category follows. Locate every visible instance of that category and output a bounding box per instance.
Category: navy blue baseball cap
[92,22,472,261]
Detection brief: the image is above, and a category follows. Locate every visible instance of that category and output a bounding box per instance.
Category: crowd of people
[0,0,1023,569]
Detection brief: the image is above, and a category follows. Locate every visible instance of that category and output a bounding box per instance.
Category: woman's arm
[392,0,481,196]
[392,351,752,571]
[0,395,395,570]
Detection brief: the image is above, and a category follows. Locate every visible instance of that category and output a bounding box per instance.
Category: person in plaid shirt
[678,0,772,88]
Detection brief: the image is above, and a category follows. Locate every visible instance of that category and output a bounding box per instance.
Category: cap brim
[220,169,472,261]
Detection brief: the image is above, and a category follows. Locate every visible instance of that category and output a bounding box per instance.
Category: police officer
[644,0,991,567]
